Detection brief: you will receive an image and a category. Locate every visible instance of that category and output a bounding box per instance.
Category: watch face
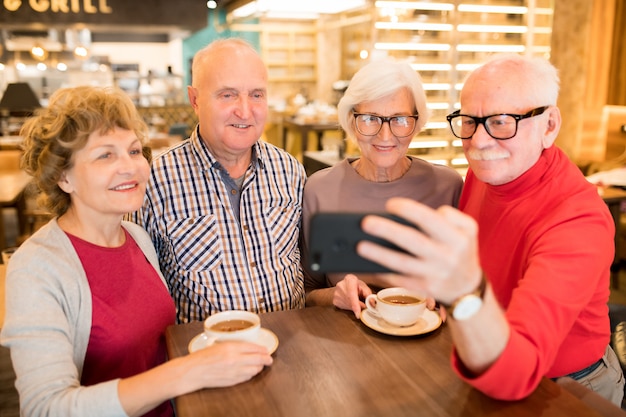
[452,295,483,321]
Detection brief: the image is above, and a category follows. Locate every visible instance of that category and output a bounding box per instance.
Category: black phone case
[307,212,415,273]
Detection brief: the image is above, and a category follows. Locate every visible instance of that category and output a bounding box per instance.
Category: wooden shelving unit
[367,0,554,168]
[260,20,317,99]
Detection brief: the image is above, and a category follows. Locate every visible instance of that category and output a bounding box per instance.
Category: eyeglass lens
[449,114,519,140]
[447,106,548,140]
[355,114,417,137]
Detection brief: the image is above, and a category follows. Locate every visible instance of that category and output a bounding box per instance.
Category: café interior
[1,0,626,416]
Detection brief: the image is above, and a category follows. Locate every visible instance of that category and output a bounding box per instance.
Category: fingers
[202,341,273,366]
[356,198,482,303]
[191,341,273,388]
[334,274,371,319]
[354,278,373,318]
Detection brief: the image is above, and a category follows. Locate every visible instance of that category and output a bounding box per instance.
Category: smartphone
[307,212,418,273]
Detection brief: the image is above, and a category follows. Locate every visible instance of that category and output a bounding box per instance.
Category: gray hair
[337,59,429,141]
[466,54,560,106]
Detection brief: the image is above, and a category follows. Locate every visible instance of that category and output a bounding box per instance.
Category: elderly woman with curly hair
[0,86,272,417]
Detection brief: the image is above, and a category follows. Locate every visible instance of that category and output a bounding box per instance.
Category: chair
[168,122,189,138]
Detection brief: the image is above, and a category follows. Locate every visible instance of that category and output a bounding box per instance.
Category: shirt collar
[189,125,264,173]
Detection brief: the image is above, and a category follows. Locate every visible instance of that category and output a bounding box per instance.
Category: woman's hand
[426,297,447,322]
[333,274,373,319]
[118,340,273,416]
[188,341,273,388]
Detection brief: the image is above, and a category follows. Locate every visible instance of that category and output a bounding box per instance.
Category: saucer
[360,308,442,336]
[188,328,279,354]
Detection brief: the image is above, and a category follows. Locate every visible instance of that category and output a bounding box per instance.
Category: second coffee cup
[365,287,426,327]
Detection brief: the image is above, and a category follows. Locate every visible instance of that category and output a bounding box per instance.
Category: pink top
[69,228,176,417]
[455,146,614,400]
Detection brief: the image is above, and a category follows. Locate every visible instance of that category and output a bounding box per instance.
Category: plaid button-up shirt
[132,128,306,323]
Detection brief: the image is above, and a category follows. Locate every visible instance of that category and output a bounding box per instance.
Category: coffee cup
[204,310,261,343]
[1,246,18,265]
[365,287,426,327]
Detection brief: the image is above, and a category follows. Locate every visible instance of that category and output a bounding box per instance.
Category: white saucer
[360,308,442,336]
[188,328,279,354]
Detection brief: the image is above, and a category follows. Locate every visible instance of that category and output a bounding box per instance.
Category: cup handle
[365,294,381,317]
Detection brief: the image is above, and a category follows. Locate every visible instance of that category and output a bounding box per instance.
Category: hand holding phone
[307,212,418,273]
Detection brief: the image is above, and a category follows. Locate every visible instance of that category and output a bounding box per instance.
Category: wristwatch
[441,276,487,321]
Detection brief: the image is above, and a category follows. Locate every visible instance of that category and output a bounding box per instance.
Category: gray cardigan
[0,219,167,417]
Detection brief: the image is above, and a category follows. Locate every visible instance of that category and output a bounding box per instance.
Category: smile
[111,183,138,191]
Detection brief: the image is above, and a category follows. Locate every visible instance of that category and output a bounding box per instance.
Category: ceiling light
[374,42,451,51]
[207,0,217,9]
[74,45,89,58]
[426,102,452,110]
[410,63,452,71]
[231,0,366,18]
[375,22,453,31]
[456,44,525,53]
[30,44,48,61]
[457,4,527,14]
[375,1,454,11]
[423,83,451,91]
[457,24,527,33]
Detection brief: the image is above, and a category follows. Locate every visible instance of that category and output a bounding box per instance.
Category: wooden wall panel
[608,0,626,105]
[552,0,616,162]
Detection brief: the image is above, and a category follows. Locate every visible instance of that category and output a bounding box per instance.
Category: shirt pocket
[166,215,223,272]
[265,204,301,259]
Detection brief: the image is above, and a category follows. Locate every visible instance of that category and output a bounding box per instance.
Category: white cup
[203,310,261,343]
[1,246,18,265]
[365,287,426,327]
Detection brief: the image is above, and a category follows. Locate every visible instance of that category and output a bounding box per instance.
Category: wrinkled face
[188,46,268,157]
[58,127,150,221]
[460,70,558,186]
[353,88,416,171]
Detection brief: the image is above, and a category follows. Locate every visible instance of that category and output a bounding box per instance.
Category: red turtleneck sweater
[454,145,614,400]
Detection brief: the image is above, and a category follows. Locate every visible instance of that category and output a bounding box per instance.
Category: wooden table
[282,118,341,151]
[165,306,620,417]
[0,170,32,249]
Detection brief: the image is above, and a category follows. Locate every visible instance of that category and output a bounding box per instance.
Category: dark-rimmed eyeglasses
[446,106,549,140]
[353,113,419,138]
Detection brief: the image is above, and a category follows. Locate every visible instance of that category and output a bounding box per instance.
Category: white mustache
[466,149,511,161]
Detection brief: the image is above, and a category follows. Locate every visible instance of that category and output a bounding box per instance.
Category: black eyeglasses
[353,113,419,137]
[446,106,549,140]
